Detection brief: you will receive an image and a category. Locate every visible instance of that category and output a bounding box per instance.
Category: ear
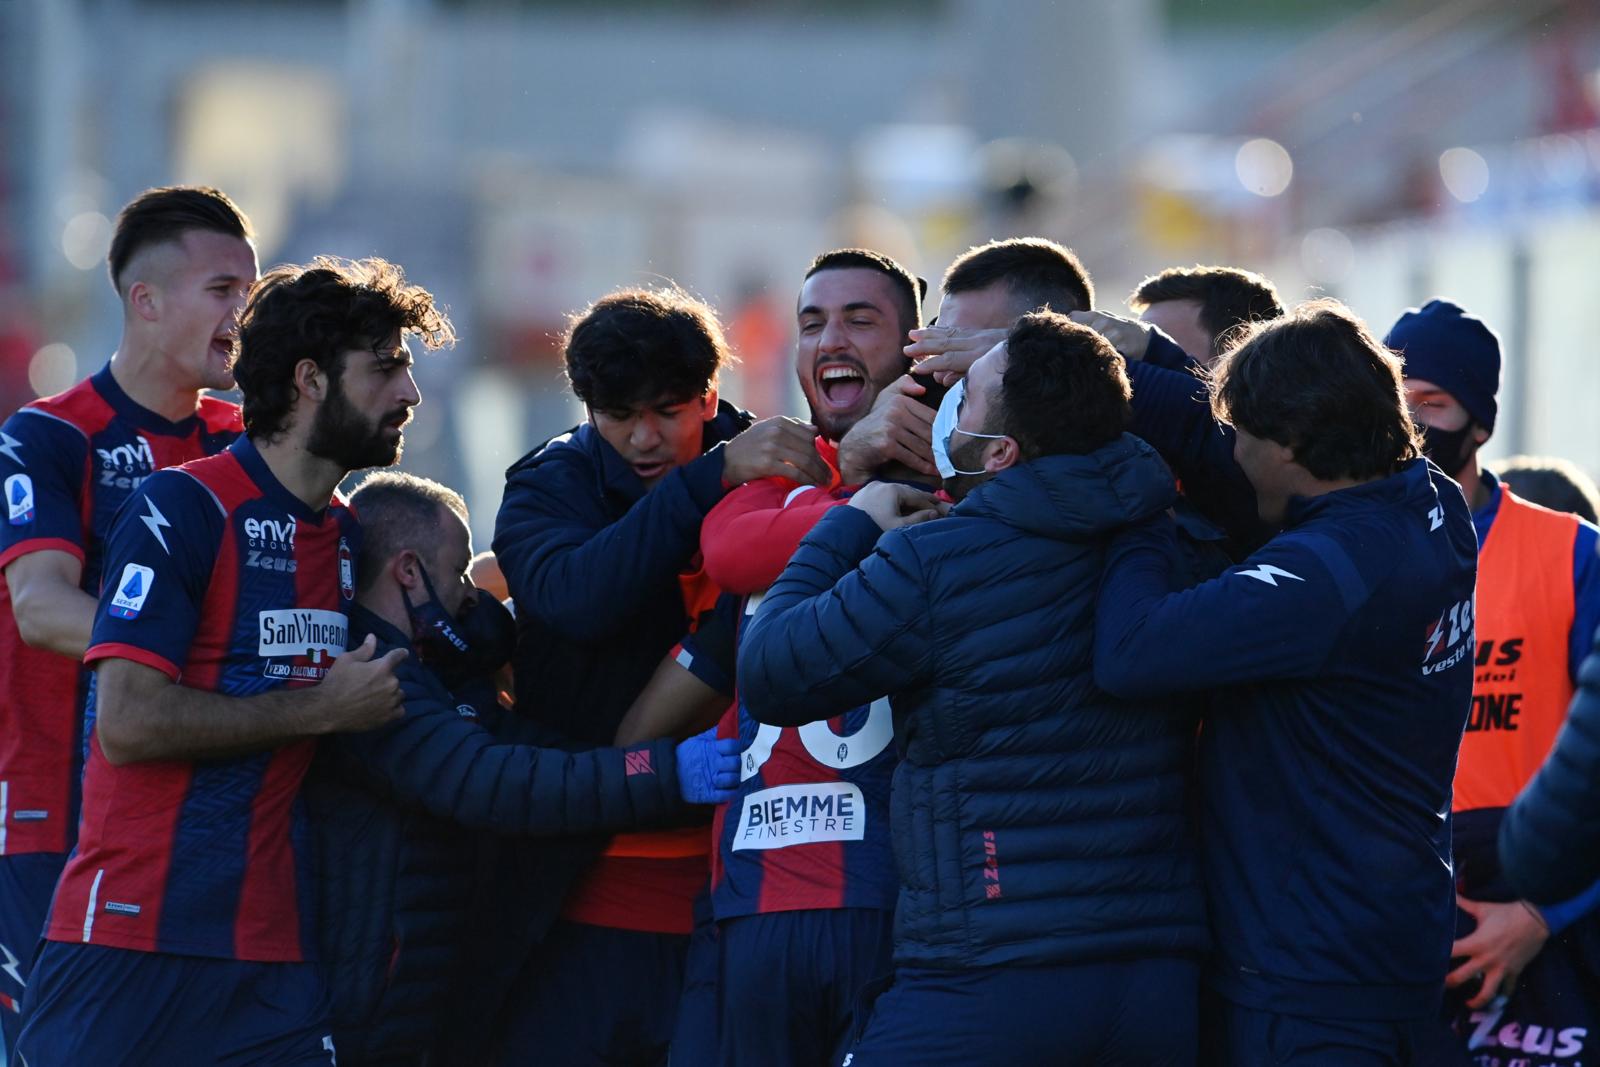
[127,280,159,323]
[985,436,1023,474]
[1472,423,1491,446]
[1269,437,1300,471]
[294,358,327,403]
[701,386,719,422]
[392,548,425,594]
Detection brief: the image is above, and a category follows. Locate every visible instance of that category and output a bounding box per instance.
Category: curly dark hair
[998,310,1130,459]
[235,256,454,440]
[942,238,1095,319]
[564,287,731,413]
[1130,265,1285,359]
[1211,299,1421,482]
[108,185,253,294]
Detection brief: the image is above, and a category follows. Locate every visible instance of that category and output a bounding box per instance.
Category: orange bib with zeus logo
[1453,489,1579,813]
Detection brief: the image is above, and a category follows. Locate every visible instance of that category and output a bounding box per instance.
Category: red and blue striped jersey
[44,436,358,962]
[691,592,898,921]
[0,365,239,857]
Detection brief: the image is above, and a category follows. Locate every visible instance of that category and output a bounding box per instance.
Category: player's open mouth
[632,460,669,480]
[816,362,867,412]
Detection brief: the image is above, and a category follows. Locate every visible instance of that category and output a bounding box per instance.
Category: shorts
[493,920,688,1066]
[843,955,1198,1067]
[15,940,333,1066]
[0,851,66,1056]
[717,908,893,1067]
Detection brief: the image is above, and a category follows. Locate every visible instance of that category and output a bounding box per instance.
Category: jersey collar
[91,363,204,437]
[229,435,334,524]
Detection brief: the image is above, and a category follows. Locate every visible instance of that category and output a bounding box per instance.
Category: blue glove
[675,728,742,805]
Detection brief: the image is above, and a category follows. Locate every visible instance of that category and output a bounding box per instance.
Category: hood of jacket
[955,432,1177,542]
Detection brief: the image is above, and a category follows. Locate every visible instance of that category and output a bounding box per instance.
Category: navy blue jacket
[1502,622,1600,905]
[1095,458,1478,1020]
[492,402,753,743]
[1127,333,1272,552]
[308,607,686,1064]
[739,435,1209,971]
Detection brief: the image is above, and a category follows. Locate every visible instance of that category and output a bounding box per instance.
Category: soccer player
[491,287,826,1064]
[13,256,452,1064]
[903,236,1096,385]
[1127,265,1284,366]
[692,249,928,1067]
[1385,300,1600,1048]
[1094,301,1478,1064]
[0,185,253,1051]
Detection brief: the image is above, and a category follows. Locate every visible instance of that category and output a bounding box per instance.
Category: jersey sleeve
[0,408,91,568]
[672,591,739,698]
[1094,516,1354,699]
[83,471,225,680]
[701,477,850,594]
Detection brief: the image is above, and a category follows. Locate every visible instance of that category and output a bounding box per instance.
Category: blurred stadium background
[2,0,1597,544]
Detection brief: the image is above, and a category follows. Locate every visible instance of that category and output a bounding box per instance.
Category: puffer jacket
[307,607,687,1064]
[738,434,1208,970]
[492,402,753,745]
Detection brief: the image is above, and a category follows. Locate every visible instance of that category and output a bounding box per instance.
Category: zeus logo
[140,498,172,553]
[1237,564,1304,587]
[0,430,22,465]
[1422,597,1474,674]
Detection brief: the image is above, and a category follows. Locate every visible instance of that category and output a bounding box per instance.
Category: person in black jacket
[1094,301,1478,1066]
[308,472,738,1066]
[739,311,1208,1067]
[491,286,828,1065]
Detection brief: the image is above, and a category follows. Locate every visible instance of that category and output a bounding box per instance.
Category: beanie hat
[1383,299,1502,433]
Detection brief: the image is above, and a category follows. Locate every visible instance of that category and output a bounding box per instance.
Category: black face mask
[1421,423,1480,476]
[402,561,516,686]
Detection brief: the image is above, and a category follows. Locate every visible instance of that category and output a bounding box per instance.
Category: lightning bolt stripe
[0,431,22,465]
[1237,564,1305,587]
[140,497,172,554]
[0,941,22,988]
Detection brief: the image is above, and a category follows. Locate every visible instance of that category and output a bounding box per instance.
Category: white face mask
[930,377,1007,479]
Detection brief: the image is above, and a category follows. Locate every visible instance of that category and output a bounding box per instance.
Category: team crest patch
[5,474,33,525]
[108,563,155,619]
[338,537,355,601]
